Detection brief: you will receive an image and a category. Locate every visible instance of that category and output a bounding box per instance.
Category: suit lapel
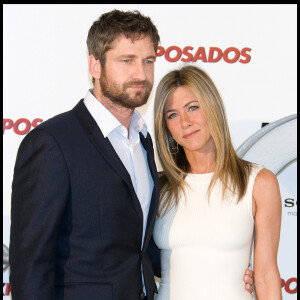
[73,100,160,246]
[139,133,160,249]
[89,130,134,190]
[73,100,142,216]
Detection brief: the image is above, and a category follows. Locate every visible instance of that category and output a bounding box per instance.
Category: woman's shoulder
[253,166,278,186]
[252,166,280,202]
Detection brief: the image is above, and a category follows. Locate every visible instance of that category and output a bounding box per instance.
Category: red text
[3,118,43,135]
[156,46,251,64]
[281,277,297,294]
[3,283,10,296]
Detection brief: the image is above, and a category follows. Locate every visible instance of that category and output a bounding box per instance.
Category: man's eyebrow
[117,54,137,59]
[145,55,156,61]
[117,54,156,61]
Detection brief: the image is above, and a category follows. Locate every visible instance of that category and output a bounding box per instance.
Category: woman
[153,65,282,299]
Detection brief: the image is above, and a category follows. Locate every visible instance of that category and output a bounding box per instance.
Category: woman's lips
[183,130,200,139]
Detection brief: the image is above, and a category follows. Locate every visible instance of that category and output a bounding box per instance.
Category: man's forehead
[111,34,155,50]
[115,33,149,42]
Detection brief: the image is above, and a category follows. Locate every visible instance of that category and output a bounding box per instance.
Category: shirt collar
[83,89,148,138]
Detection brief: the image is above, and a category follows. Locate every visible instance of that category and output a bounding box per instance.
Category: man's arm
[9,129,70,300]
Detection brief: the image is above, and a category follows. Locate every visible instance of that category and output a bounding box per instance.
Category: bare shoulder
[253,168,281,206]
[255,168,279,188]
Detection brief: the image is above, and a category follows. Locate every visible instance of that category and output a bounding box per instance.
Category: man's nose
[131,61,147,81]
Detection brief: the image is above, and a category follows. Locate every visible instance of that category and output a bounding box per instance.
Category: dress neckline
[186,172,214,182]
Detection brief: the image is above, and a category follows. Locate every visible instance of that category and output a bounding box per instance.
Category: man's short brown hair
[87,9,160,66]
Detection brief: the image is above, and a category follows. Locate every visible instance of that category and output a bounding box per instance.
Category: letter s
[239,47,252,64]
[181,46,194,62]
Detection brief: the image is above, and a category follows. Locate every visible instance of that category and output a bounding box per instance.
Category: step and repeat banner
[3,4,297,299]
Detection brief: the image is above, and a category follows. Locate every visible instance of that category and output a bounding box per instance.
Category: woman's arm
[252,168,282,300]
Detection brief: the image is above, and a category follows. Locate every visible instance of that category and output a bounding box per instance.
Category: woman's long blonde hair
[154,65,252,217]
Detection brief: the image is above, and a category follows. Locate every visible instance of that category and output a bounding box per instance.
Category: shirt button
[139,292,146,299]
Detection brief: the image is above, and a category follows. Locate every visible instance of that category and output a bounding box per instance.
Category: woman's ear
[88,55,101,80]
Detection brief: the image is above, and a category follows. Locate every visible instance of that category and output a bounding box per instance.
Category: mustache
[123,80,151,89]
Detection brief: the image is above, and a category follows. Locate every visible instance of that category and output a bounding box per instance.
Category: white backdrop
[3,4,297,298]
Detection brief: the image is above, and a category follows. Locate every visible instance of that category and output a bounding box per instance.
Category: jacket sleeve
[9,128,70,300]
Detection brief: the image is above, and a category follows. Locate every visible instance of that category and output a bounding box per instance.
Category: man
[9,9,253,300]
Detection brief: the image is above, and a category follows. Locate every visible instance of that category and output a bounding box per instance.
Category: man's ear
[88,55,101,80]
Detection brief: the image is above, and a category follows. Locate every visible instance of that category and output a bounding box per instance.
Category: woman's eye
[189,105,199,111]
[167,113,177,119]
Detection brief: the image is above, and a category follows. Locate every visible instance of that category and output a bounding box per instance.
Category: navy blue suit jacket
[10,100,160,300]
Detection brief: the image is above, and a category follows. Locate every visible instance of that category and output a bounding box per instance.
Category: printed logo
[284,198,297,217]
[3,118,43,135]
[3,283,10,296]
[156,46,251,63]
[281,277,297,294]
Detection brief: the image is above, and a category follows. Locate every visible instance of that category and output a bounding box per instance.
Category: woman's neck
[185,151,216,174]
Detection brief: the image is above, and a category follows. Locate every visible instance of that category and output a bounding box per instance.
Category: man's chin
[124,98,148,109]
[124,92,150,107]
[102,89,150,109]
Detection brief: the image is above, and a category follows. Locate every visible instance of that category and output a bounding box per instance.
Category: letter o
[285,277,297,294]
[165,46,182,62]
[223,47,240,63]
[14,118,31,135]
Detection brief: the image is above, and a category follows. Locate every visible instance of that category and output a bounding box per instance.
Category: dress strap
[250,163,265,178]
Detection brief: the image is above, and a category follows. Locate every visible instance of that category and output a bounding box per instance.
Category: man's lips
[127,85,145,90]
[124,81,149,90]
[123,80,151,91]
[183,130,200,139]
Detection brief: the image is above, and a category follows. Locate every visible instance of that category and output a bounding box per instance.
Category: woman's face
[164,86,216,155]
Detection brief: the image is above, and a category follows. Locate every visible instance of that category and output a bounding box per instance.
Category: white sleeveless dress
[153,165,263,300]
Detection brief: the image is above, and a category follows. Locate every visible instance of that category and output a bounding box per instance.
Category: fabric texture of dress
[153,164,263,300]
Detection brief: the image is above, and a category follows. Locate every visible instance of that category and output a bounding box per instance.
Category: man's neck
[93,89,134,133]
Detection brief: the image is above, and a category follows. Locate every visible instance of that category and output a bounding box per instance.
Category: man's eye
[144,59,154,64]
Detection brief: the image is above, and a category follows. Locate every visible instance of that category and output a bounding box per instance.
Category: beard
[99,69,153,109]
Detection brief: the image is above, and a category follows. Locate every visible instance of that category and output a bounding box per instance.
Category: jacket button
[139,292,146,299]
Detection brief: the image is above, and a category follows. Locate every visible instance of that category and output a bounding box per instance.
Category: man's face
[99,34,156,109]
